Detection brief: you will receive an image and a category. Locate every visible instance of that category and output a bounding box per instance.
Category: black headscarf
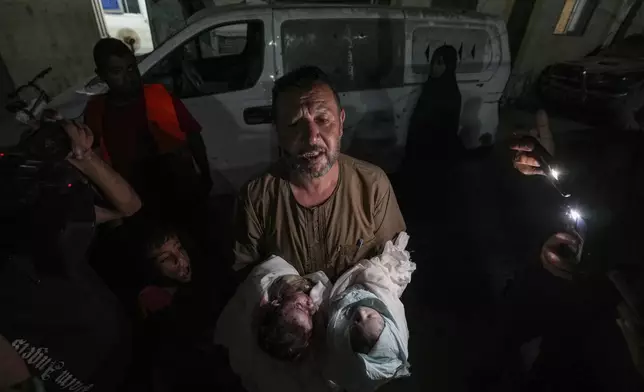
[430,45,459,84]
[405,45,463,165]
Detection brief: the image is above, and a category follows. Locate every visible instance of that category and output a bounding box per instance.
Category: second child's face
[351,306,385,353]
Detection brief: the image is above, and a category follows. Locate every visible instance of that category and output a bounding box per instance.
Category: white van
[55,4,510,194]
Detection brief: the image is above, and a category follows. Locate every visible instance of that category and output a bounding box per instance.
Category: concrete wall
[0,0,100,98]
[506,0,625,100]
[0,52,14,111]
[477,0,515,21]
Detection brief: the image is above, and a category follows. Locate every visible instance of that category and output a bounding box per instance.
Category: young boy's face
[148,235,192,283]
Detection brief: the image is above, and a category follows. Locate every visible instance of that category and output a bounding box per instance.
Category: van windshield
[154,21,188,48]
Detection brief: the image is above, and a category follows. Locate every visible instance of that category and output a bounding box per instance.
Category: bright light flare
[550,168,560,181]
[568,208,582,221]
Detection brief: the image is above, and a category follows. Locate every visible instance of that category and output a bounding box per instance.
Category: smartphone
[564,207,587,263]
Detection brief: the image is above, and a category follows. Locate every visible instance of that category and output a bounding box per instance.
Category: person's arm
[0,335,30,390]
[232,185,263,273]
[510,109,555,176]
[173,96,213,194]
[63,121,142,223]
[372,174,406,254]
[187,132,212,189]
[94,206,128,224]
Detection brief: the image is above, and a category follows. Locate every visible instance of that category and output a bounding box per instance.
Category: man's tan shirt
[233,154,406,281]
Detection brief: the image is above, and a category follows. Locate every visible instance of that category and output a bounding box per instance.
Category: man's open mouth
[300,151,324,159]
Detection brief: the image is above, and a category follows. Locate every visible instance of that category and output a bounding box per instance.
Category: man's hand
[540,232,581,280]
[62,120,94,162]
[510,110,555,176]
[60,120,142,221]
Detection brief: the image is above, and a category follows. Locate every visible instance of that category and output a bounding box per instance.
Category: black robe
[404,45,463,168]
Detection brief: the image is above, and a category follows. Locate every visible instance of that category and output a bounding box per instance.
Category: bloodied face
[279,291,317,334]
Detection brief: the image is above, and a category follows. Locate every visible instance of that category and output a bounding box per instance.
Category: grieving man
[233,66,406,281]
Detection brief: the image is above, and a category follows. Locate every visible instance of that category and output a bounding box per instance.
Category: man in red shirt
[84,38,212,230]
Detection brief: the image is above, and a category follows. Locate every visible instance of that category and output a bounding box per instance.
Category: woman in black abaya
[399,44,465,231]
[404,45,463,169]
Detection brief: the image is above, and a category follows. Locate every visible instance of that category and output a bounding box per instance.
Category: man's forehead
[278,83,337,109]
[106,54,134,68]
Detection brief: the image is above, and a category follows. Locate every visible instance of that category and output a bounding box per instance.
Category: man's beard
[289,140,341,179]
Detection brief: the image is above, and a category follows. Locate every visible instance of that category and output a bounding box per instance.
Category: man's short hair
[257,302,311,361]
[271,66,341,124]
[93,38,134,70]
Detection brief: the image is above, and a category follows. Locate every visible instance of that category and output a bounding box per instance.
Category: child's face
[148,235,192,283]
[351,306,385,353]
[280,291,316,334]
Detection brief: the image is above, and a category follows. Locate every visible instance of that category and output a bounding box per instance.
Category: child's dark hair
[135,221,181,283]
[141,224,178,257]
[257,302,311,362]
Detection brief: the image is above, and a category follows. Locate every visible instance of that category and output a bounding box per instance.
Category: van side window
[411,27,492,75]
[143,21,264,98]
[102,0,140,14]
[123,0,140,14]
[281,19,404,92]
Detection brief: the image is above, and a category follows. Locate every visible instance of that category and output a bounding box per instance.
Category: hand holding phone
[540,232,582,280]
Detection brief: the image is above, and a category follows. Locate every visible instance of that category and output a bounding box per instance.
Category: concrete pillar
[0,0,101,97]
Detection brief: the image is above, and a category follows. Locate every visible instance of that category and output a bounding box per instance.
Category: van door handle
[243,106,272,125]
